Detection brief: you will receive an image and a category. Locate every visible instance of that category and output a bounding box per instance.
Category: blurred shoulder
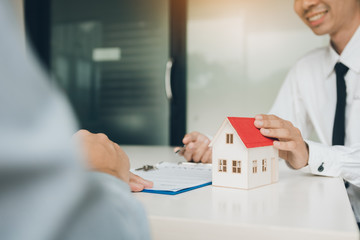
[293,46,329,70]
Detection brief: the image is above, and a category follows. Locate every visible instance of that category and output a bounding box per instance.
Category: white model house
[210,117,279,189]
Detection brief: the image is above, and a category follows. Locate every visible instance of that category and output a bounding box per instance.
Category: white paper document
[131,162,212,195]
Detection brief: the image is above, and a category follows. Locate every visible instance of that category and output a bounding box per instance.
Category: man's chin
[310,27,329,36]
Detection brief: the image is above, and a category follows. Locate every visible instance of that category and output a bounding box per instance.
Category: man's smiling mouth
[306,10,328,26]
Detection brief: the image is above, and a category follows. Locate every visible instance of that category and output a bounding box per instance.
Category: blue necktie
[332,62,349,146]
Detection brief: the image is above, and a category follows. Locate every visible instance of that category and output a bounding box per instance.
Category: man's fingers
[255,119,291,129]
[129,173,153,192]
[273,140,297,151]
[255,114,309,168]
[183,142,195,161]
[130,172,153,188]
[255,114,280,121]
[74,129,91,138]
[260,128,292,139]
[192,147,207,162]
[279,150,289,160]
[192,138,210,162]
[173,147,185,156]
[200,149,212,163]
[254,114,294,130]
[180,132,211,162]
[129,182,145,192]
[183,133,195,144]
[182,131,201,145]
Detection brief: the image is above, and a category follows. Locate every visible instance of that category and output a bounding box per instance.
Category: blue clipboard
[142,182,212,195]
[132,162,212,195]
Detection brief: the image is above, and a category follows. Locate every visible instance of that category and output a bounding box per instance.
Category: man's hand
[174,131,212,163]
[74,130,153,192]
[129,172,153,192]
[74,130,131,183]
[254,114,309,169]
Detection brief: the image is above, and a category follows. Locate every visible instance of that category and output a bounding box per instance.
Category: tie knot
[334,62,349,77]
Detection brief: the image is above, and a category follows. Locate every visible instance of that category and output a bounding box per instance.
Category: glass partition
[51,0,171,144]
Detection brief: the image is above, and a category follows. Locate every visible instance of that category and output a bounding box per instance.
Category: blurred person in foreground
[176,0,360,228]
[0,1,151,239]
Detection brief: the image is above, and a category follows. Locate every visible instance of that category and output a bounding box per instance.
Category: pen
[175,145,186,155]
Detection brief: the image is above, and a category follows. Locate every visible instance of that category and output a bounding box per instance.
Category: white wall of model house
[211,120,279,189]
[212,123,248,189]
[247,146,278,189]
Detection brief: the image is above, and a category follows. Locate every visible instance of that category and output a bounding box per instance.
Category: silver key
[135,165,157,171]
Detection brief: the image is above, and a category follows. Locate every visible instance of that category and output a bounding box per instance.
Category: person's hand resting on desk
[174,131,212,163]
[254,114,309,169]
[74,130,153,192]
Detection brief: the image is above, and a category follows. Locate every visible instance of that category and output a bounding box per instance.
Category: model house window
[232,160,241,174]
[252,160,257,174]
[226,133,233,144]
[262,159,267,172]
[219,159,227,172]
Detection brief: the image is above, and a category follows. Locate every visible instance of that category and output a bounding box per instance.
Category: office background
[20,0,328,146]
[187,0,328,135]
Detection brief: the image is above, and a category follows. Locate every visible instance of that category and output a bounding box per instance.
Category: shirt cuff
[306,140,341,177]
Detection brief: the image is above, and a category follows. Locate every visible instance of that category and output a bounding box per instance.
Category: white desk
[124,146,359,240]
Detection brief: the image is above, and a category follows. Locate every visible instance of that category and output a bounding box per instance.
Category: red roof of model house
[227,117,274,148]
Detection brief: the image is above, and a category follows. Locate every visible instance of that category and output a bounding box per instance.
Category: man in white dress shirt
[176,0,360,227]
[0,1,152,239]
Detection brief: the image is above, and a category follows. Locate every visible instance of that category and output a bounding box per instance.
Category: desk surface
[124,145,359,240]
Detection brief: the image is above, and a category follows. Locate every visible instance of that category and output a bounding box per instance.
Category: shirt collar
[324,25,360,78]
[324,44,339,78]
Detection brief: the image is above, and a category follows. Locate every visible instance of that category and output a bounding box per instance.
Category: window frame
[252,160,257,174]
[232,160,241,174]
[262,158,267,172]
[219,159,227,172]
[226,133,234,144]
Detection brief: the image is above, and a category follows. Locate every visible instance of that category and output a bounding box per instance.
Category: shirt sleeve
[269,63,314,139]
[0,2,150,240]
[63,172,151,240]
[271,60,360,189]
[307,141,360,187]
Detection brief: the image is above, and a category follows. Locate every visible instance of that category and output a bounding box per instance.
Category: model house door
[271,157,278,183]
